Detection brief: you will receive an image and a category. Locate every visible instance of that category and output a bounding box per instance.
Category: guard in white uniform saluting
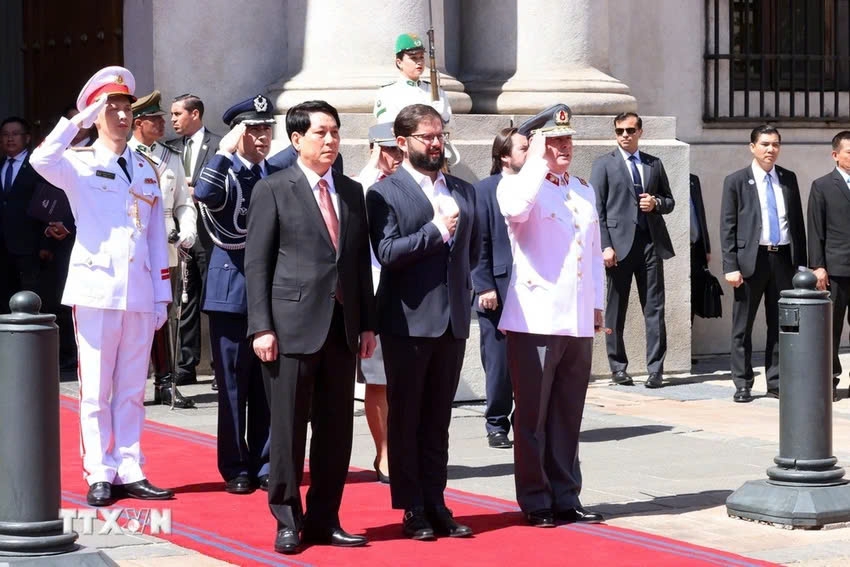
[129,89,197,409]
[29,66,175,507]
[373,33,451,125]
[496,104,605,528]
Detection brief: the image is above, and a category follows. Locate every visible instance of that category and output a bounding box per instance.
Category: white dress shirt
[1,149,28,190]
[751,161,790,245]
[297,159,339,218]
[401,161,457,242]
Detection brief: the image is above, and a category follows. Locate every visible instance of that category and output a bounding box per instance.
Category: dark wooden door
[22,0,123,141]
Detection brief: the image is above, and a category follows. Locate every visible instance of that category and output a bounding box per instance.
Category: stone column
[268,0,471,114]
[461,0,636,114]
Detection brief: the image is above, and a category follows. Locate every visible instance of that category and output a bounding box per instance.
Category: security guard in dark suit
[194,94,279,493]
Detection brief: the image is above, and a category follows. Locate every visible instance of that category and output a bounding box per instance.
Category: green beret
[395,33,424,55]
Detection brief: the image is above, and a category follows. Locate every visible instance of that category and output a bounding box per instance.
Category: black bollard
[0,291,78,555]
[727,271,850,527]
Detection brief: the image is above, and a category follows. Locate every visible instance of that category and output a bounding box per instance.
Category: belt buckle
[766,245,779,252]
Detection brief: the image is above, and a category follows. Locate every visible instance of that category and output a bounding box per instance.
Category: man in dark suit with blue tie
[806,130,850,402]
[472,126,528,449]
[590,112,675,389]
[720,125,806,402]
[1,116,48,311]
[194,94,278,495]
[367,104,479,541]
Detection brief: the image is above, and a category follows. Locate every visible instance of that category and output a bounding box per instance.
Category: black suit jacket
[808,169,850,277]
[690,174,711,253]
[590,149,675,260]
[366,167,479,338]
[2,153,48,255]
[167,128,223,186]
[245,164,376,355]
[471,172,512,314]
[720,164,807,278]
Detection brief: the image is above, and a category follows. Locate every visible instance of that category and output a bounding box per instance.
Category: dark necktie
[183,138,193,174]
[117,156,132,183]
[251,164,262,179]
[628,155,647,230]
[2,157,13,192]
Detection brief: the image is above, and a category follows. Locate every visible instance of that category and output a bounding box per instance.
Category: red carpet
[59,396,777,566]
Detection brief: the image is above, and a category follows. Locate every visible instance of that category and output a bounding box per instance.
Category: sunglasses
[615,127,638,136]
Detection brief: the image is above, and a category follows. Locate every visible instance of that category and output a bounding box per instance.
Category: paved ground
[50,353,850,566]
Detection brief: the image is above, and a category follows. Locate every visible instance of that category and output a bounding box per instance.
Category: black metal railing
[704,0,850,122]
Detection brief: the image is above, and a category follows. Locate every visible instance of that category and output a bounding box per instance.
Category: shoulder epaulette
[159,141,180,154]
[380,81,395,88]
[421,80,431,85]
[579,177,588,187]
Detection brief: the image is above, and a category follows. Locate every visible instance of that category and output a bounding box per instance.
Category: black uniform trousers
[829,275,850,387]
[177,224,211,379]
[264,304,356,533]
[383,329,465,511]
[477,309,513,436]
[209,312,270,481]
[507,331,592,513]
[730,246,794,391]
[605,229,667,374]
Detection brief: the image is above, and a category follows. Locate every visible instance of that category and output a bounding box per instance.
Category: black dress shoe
[557,505,604,524]
[487,432,513,449]
[427,506,473,538]
[303,527,367,547]
[119,479,174,500]
[211,377,218,391]
[87,482,114,507]
[402,508,435,540]
[526,509,555,528]
[154,376,196,409]
[274,528,300,554]
[645,372,663,389]
[373,458,390,484]
[834,387,842,402]
[765,388,779,399]
[611,371,634,386]
[733,387,753,403]
[257,475,270,491]
[173,371,198,386]
[225,475,254,494]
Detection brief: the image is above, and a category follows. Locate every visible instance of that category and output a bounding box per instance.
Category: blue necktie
[765,173,780,245]
[628,155,647,230]
[3,157,14,192]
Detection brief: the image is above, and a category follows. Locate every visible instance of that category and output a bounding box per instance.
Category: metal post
[0,291,78,555]
[726,271,850,527]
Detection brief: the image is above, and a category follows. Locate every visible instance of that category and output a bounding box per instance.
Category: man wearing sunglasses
[590,112,675,389]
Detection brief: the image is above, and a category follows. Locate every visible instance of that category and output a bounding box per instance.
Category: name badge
[96,170,116,180]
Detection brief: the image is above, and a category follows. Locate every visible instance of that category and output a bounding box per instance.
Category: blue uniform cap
[222,94,276,128]
[518,104,576,138]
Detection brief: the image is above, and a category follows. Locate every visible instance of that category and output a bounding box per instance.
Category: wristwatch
[653,197,662,210]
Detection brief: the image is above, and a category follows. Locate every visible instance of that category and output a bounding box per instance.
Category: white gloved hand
[219,123,246,155]
[154,303,169,330]
[72,95,108,129]
[176,232,196,250]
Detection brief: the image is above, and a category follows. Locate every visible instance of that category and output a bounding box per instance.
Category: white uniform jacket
[30,118,171,312]
[127,138,196,267]
[496,156,604,337]
[373,76,451,124]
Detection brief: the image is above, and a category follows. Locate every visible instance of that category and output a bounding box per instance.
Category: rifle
[427,2,452,173]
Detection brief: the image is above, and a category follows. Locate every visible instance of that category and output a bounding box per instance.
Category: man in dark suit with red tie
[366,104,479,541]
[246,100,377,555]
[720,125,806,403]
[807,130,850,402]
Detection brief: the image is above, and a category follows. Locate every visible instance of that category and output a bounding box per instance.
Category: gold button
[550,213,556,218]
[129,256,134,262]
[577,272,582,278]
[577,255,582,262]
[527,279,532,285]
[576,240,583,246]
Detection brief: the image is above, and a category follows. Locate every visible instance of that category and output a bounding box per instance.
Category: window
[705,0,850,122]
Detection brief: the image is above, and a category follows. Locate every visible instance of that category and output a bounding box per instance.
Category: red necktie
[317,179,339,250]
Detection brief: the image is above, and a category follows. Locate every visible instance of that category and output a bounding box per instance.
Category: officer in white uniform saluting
[496,104,605,528]
[373,33,451,125]
[129,89,197,409]
[29,66,174,507]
